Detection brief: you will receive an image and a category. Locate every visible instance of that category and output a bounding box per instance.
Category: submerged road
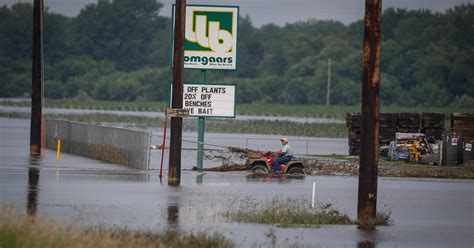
[1,118,473,247]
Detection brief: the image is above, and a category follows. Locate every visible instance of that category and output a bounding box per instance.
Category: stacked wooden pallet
[346,112,447,156]
[421,113,445,140]
[379,113,398,146]
[397,113,420,133]
[451,113,474,142]
[346,113,361,156]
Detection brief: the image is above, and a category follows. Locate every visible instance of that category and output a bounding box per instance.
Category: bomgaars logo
[185,10,233,53]
[173,5,238,70]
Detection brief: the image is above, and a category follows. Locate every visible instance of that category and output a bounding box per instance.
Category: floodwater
[150,131,349,170]
[0,105,344,123]
[1,118,473,247]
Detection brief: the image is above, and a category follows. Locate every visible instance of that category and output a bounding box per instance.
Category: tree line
[0,1,472,107]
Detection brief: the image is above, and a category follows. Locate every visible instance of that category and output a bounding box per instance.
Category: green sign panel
[172,5,239,70]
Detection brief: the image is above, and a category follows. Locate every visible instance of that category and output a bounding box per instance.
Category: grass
[0,112,348,138]
[237,104,360,119]
[206,119,347,138]
[222,197,392,228]
[223,197,354,227]
[1,99,470,119]
[0,207,233,248]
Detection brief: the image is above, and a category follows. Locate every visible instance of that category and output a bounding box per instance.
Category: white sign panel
[183,84,235,118]
[173,5,239,70]
[466,143,472,152]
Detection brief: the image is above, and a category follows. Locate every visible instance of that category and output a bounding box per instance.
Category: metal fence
[45,119,152,170]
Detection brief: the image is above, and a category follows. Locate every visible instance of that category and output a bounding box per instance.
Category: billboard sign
[172,5,239,70]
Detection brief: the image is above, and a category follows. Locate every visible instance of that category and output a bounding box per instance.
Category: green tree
[0,3,32,62]
[0,2,472,107]
[73,0,163,70]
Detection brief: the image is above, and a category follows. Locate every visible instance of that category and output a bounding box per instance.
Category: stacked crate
[345,112,471,158]
[451,113,474,142]
[451,113,474,163]
[379,113,398,146]
[397,113,421,133]
[421,113,445,140]
[346,113,362,156]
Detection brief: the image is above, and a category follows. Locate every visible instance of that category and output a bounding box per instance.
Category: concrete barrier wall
[45,119,151,170]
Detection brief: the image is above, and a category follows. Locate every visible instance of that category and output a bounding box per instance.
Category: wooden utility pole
[326,58,331,106]
[30,0,44,156]
[168,0,186,186]
[358,0,382,222]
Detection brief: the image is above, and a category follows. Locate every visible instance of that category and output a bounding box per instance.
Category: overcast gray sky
[2,0,473,26]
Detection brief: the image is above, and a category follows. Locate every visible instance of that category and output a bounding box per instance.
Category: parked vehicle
[387,133,437,163]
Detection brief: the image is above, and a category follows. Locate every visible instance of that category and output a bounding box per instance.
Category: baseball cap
[280,137,288,142]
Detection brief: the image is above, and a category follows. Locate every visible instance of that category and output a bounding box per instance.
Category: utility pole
[196,70,206,170]
[30,0,43,156]
[358,0,382,223]
[326,58,331,106]
[168,0,186,186]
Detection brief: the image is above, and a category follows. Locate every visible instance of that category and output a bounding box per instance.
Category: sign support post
[197,70,206,170]
[197,117,205,170]
[171,4,238,174]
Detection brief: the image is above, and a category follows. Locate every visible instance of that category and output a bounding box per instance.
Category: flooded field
[0,105,344,124]
[1,118,473,247]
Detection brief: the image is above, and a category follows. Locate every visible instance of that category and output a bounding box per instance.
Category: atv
[246,151,305,175]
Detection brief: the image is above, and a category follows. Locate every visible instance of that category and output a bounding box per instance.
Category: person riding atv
[273,137,293,173]
[246,138,305,175]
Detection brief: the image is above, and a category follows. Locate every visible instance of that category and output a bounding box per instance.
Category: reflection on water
[167,205,179,230]
[357,229,378,248]
[196,173,204,184]
[167,191,180,232]
[245,173,305,183]
[27,156,41,216]
[358,240,375,248]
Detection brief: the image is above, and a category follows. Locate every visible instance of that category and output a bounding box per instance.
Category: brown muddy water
[1,118,473,247]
